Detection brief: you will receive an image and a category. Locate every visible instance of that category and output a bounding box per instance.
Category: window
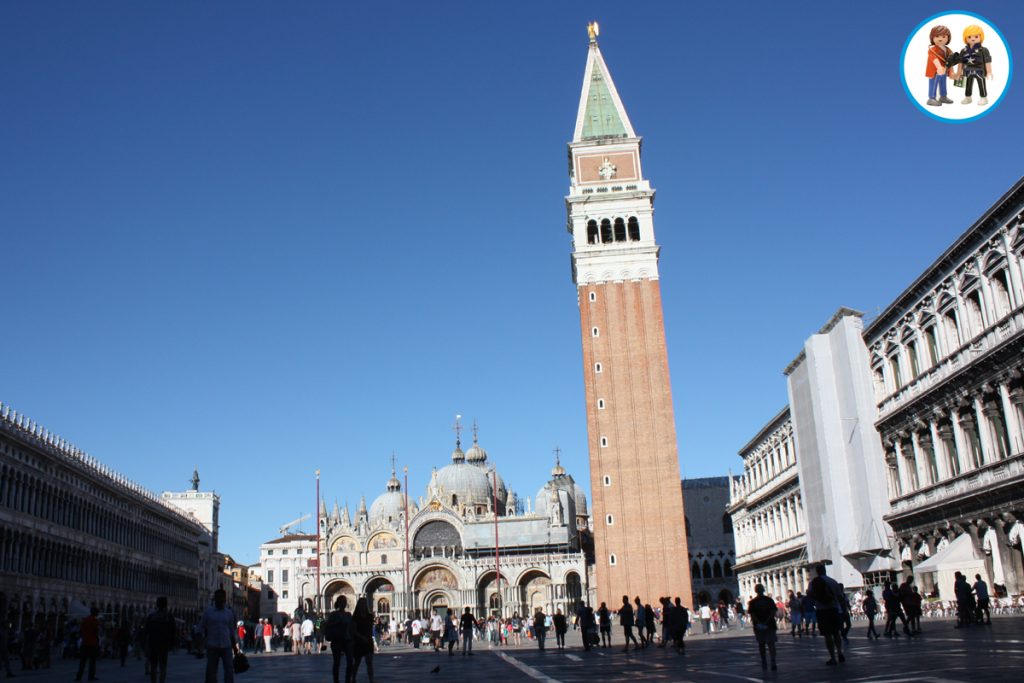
[597,399,605,409]
[889,355,903,390]
[282,590,289,599]
[964,290,985,336]
[282,549,288,555]
[627,217,640,241]
[942,307,961,350]
[342,557,349,567]
[586,220,599,245]
[907,341,920,377]
[606,514,614,525]
[592,327,599,337]
[589,291,596,302]
[381,554,387,564]
[600,219,612,244]
[594,362,602,373]
[603,475,611,486]
[722,513,733,533]
[613,218,626,242]
[924,326,939,365]
[991,270,1012,318]
[282,570,289,583]
[600,436,608,447]
[267,570,274,584]
[609,554,617,566]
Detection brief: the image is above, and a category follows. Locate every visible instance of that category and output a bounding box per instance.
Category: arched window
[722,513,733,533]
[600,219,612,243]
[713,560,723,578]
[723,560,733,576]
[691,561,701,579]
[685,516,692,537]
[451,494,458,507]
[381,554,387,564]
[964,290,985,337]
[942,307,961,351]
[613,218,626,242]
[489,593,501,609]
[627,217,640,241]
[342,557,349,567]
[991,269,1012,319]
[702,560,712,579]
[586,220,598,245]
[377,598,390,613]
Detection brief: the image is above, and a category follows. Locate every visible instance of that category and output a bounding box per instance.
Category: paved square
[7,617,1023,682]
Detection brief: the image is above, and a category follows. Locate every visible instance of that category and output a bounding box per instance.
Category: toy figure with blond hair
[953,24,993,105]
[925,25,954,106]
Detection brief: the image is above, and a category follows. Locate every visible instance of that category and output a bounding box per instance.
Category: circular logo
[900,11,1012,122]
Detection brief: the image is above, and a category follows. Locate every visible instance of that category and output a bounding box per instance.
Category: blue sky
[2,1,1021,565]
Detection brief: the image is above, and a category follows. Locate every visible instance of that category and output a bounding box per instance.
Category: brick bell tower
[565,24,692,606]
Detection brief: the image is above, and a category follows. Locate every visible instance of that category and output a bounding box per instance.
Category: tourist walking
[620,596,639,651]
[460,608,476,656]
[973,574,991,624]
[553,609,568,650]
[882,581,908,636]
[429,610,443,652]
[350,598,375,683]
[144,596,177,683]
[699,603,712,635]
[533,608,548,650]
[862,592,880,639]
[634,597,647,646]
[808,564,845,666]
[443,612,458,656]
[325,596,354,683]
[74,606,101,682]
[669,597,688,654]
[290,618,302,654]
[597,602,611,647]
[788,591,802,636]
[748,584,777,672]
[200,589,239,683]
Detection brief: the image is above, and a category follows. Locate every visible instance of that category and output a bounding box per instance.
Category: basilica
[259,426,592,621]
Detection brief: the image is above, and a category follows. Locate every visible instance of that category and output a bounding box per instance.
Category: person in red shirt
[263,619,273,653]
[75,606,101,682]
[925,25,954,106]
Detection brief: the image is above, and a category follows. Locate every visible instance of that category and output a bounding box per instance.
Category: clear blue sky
[2,1,1021,565]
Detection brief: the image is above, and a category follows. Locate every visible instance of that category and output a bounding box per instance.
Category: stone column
[910,431,932,488]
[951,407,975,473]
[999,382,1024,455]
[974,396,995,465]
[929,420,950,482]
[894,439,916,492]
[993,518,1020,595]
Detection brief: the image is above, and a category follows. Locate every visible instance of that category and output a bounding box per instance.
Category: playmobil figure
[956,24,993,105]
[925,25,954,106]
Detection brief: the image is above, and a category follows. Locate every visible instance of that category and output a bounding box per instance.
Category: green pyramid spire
[580,59,628,140]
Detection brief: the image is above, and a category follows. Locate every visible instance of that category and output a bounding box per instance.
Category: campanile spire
[565,25,692,606]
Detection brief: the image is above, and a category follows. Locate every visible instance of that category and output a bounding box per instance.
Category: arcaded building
[260,428,591,622]
[683,477,739,604]
[0,403,210,630]
[864,178,1024,599]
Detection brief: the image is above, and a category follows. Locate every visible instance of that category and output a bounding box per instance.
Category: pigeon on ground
[430,665,441,674]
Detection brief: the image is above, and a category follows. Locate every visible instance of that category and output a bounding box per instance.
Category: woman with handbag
[351,598,375,683]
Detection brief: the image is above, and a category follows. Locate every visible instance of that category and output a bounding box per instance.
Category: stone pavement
[7,617,1024,682]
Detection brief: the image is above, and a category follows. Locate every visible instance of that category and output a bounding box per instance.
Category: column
[974,396,995,465]
[1001,232,1024,307]
[893,439,915,492]
[910,431,931,487]
[999,382,1024,455]
[951,408,975,473]
[929,420,950,482]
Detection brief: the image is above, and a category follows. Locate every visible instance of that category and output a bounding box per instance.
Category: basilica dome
[369,467,406,526]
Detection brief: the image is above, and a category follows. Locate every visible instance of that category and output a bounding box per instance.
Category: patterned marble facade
[260,430,592,622]
[864,178,1024,599]
[0,402,211,631]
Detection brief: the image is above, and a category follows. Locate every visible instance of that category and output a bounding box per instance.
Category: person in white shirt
[200,589,238,683]
[410,616,423,648]
[301,617,315,654]
[289,619,302,655]
[700,604,712,635]
[429,611,444,652]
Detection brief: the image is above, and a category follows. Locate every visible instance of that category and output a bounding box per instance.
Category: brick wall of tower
[579,278,692,607]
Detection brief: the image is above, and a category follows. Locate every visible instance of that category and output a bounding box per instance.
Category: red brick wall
[579,279,693,606]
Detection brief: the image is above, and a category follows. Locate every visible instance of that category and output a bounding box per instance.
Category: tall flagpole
[493,467,501,617]
[315,469,321,615]
[403,465,411,620]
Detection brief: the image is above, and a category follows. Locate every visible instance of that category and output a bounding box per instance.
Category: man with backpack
[144,597,177,683]
[808,564,845,666]
[324,597,353,683]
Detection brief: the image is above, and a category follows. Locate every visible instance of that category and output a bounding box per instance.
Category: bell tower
[565,24,692,605]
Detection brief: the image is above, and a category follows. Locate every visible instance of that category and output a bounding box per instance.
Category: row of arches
[0,525,197,599]
[691,558,733,581]
[1,591,198,635]
[0,459,196,565]
[585,217,641,245]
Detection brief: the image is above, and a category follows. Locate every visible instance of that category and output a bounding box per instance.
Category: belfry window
[613,218,626,242]
[597,399,605,409]
[586,220,599,245]
[609,554,617,566]
[600,219,612,243]
[627,217,640,241]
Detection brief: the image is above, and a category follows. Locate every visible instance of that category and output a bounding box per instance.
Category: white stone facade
[162,486,221,609]
[728,408,810,600]
[0,402,210,630]
[258,533,318,620]
[863,178,1024,598]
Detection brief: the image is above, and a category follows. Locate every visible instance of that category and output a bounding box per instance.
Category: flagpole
[316,469,322,615]
[493,467,501,617]
[403,465,411,620]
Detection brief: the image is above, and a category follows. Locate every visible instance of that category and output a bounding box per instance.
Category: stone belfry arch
[564,23,692,605]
